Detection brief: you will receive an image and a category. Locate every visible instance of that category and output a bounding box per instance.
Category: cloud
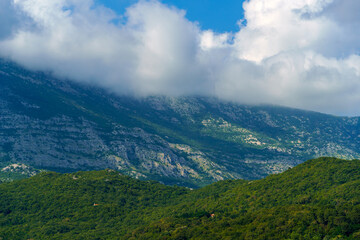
[0,0,359,116]
[0,0,208,95]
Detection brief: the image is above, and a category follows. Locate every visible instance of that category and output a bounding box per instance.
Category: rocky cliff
[1,60,359,186]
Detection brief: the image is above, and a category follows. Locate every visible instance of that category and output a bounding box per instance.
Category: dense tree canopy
[0,157,359,239]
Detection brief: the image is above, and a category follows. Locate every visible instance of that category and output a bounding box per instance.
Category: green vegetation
[0,157,359,239]
[201,117,281,149]
[0,171,31,183]
[2,60,360,186]
[0,163,42,183]
[0,170,188,239]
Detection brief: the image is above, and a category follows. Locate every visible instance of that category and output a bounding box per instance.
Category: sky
[98,0,246,32]
[0,0,360,116]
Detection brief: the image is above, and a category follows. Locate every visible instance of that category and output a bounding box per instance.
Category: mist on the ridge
[0,0,360,116]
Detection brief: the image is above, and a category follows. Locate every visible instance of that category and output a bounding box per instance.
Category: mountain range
[1,59,360,187]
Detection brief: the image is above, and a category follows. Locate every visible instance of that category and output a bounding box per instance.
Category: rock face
[1,60,360,187]
[0,163,41,182]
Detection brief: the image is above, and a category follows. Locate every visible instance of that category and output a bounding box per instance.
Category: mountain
[0,157,359,239]
[0,163,42,182]
[1,59,360,186]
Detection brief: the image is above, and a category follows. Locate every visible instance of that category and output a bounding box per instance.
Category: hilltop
[0,157,359,239]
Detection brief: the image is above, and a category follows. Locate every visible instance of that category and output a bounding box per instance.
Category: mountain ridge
[1,59,360,186]
[0,157,359,239]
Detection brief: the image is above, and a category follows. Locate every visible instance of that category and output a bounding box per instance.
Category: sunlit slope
[132,157,360,239]
[0,158,359,239]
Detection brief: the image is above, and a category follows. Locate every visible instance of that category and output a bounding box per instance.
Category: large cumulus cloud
[0,0,359,115]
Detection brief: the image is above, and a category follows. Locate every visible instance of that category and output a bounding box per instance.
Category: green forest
[0,157,359,239]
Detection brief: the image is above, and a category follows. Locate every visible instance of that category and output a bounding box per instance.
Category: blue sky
[98,0,246,32]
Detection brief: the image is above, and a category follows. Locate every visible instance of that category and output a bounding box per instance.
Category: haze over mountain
[0,0,360,115]
[1,60,360,186]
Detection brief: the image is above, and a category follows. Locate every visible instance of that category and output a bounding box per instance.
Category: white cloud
[200,31,231,50]
[233,0,337,62]
[0,0,359,115]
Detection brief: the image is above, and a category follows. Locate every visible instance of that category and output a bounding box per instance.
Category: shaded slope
[0,60,237,187]
[1,59,360,186]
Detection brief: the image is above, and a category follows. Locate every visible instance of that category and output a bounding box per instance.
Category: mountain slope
[0,163,42,182]
[1,59,360,186]
[131,157,360,239]
[0,157,359,239]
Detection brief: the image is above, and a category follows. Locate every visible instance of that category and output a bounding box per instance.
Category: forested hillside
[0,157,359,239]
